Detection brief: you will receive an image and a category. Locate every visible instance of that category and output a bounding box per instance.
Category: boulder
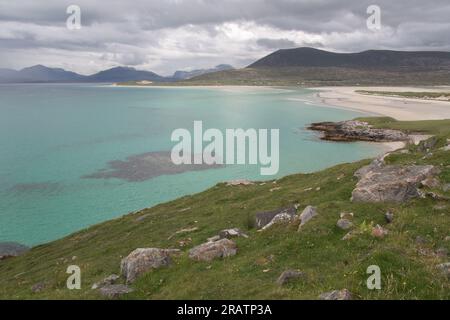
[437,262,450,278]
[255,207,296,230]
[121,248,180,283]
[0,242,30,260]
[319,289,352,300]
[297,206,317,231]
[385,211,394,223]
[276,270,306,285]
[351,165,438,203]
[336,219,353,230]
[99,284,134,299]
[189,239,237,262]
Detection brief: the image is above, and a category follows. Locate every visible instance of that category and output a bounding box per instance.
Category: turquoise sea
[0,84,385,245]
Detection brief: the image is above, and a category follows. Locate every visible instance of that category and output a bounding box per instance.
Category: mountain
[172,64,234,80]
[86,66,166,82]
[248,47,450,68]
[184,48,450,86]
[0,65,167,83]
[0,65,86,83]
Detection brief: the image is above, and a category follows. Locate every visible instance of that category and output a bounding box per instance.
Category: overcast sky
[1,0,449,76]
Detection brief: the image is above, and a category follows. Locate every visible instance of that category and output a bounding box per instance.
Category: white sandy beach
[311,86,450,121]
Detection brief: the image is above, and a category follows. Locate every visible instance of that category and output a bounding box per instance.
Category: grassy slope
[0,118,449,300]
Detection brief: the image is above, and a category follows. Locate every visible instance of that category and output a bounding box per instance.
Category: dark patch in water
[9,182,63,195]
[82,151,223,182]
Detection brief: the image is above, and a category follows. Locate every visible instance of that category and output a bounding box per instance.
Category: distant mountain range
[172,64,234,80]
[0,64,235,83]
[0,65,167,83]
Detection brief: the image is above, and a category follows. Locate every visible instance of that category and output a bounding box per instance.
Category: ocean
[0,84,385,245]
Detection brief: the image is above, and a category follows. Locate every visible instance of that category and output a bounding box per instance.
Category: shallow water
[0,84,384,245]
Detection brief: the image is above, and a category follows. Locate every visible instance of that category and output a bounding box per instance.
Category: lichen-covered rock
[276,270,305,285]
[319,289,352,300]
[297,206,317,231]
[189,238,237,262]
[336,219,353,230]
[121,248,180,283]
[351,165,438,203]
[255,207,296,230]
[99,284,134,299]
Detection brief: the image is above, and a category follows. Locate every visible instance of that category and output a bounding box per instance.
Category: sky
[0,0,449,76]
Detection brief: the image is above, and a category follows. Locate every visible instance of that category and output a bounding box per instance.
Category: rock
[371,225,388,238]
[354,157,384,179]
[31,282,46,293]
[121,248,180,283]
[91,274,120,290]
[351,165,438,203]
[443,184,450,192]
[255,207,297,230]
[421,177,441,188]
[319,289,352,300]
[261,212,295,231]
[0,242,30,260]
[436,262,450,277]
[297,206,318,231]
[99,284,134,299]
[415,236,429,245]
[207,235,221,242]
[309,120,409,142]
[189,238,237,262]
[218,228,248,239]
[342,231,357,241]
[436,247,448,258]
[385,211,394,223]
[445,236,450,242]
[226,179,254,186]
[417,136,438,152]
[276,270,305,285]
[336,219,353,230]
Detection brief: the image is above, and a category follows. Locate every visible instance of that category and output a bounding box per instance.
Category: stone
[351,165,438,203]
[297,206,318,231]
[354,157,384,179]
[385,211,394,223]
[436,262,450,277]
[261,212,295,231]
[218,228,248,239]
[276,270,305,285]
[336,219,353,230]
[417,136,438,152]
[91,274,120,290]
[340,212,354,219]
[207,235,221,243]
[415,236,429,245]
[189,238,237,262]
[319,289,352,300]
[255,207,296,230]
[121,248,180,283]
[436,247,448,258]
[421,177,441,188]
[443,184,450,192]
[371,225,388,238]
[31,282,46,293]
[0,242,30,260]
[226,179,254,186]
[445,236,450,242]
[99,284,134,299]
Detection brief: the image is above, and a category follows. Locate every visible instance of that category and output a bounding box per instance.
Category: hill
[172,64,234,80]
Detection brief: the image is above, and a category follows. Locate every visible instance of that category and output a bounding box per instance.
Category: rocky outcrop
[92,274,120,290]
[99,284,134,299]
[309,120,409,142]
[121,248,180,283]
[255,207,297,230]
[0,242,30,260]
[352,164,438,203]
[319,289,353,300]
[297,206,317,231]
[276,270,306,285]
[188,238,237,262]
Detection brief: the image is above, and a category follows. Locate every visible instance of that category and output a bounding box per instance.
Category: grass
[0,117,449,300]
[356,90,450,101]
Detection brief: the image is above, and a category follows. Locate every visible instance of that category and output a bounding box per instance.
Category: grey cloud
[256,38,297,49]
